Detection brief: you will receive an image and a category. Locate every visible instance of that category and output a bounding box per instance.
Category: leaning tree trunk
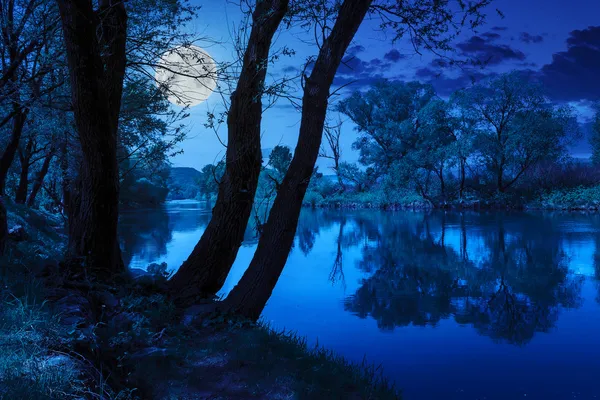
[27,146,55,207]
[222,0,373,320]
[168,0,289,305]
[57,0,127,279]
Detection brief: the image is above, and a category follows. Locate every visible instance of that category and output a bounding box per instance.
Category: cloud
[519,32,544,44]
[539,26,600,101]
[414,67,493,96]
[282,65,298,73]
[491,26,508,31]
[346,45,365,56]
[481,32,501,41]
[332,50,400,91]
[456,35,526,65]
[383,49,404,62]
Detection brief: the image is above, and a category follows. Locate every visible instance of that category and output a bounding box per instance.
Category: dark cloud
[282,65,298,73]
[383,49,404,62]
[491,26,508,31]
[332,50,397,91]
[481,32,501,41]
[414,67,493,96]
[540,26,600,101]
[456,35,526,65]
[520,32,544,44]
[346,45,365,56]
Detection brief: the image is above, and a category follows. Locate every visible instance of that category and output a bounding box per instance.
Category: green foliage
[197,162,225,202]
[268,145,292,176]
[120,160,170,207]
[536,186,600,210]
[166,167,202,200]
[338,80,436,177]
[591,103,600,166]
[330,73,581,208]
[455,72,577,192]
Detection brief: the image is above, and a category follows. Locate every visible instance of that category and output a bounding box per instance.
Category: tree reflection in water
[339,212,584,345]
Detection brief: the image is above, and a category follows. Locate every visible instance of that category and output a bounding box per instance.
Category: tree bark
[57,0,127,278]
[0,105,28,195]
[27,146,55,207]
[222,0,373,321]
[0,196,7,256]
[168,0,289,305]
[15,137,34,204]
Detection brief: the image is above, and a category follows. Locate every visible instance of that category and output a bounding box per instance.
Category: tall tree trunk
[0,196,7,256]
[15,137,34,204]
[57,0,127,278]
[0,105,28,195]
[27,146,55,207]
[459,157,466,201]
[222,0,373,320]
[168,0,289,305]
[15,156,29,204]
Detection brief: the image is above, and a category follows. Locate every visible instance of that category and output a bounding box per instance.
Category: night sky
[172,0,600,170]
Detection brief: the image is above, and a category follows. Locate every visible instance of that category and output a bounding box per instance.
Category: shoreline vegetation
[0,200,400,400]
[301,185,600,212]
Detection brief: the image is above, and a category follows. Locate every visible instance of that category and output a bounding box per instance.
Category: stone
[8,224,27,241]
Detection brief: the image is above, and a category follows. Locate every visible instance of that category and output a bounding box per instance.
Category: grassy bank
[0,201,400,400]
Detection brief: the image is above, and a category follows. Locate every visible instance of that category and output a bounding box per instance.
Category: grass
[1,195,401,399]
[110,287,401,399]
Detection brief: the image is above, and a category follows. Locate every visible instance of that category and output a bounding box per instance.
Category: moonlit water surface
[120,201,600,400]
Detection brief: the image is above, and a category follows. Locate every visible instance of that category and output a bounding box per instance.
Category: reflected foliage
[335,211,587,345]
[119,202,211,267]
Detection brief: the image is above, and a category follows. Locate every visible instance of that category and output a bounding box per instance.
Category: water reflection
[119,201,211,269]
[340,212,587,345]
[121,204,600,399]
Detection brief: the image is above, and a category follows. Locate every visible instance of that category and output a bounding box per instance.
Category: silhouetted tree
[222,0,374,320]
[168,0,290,304]
[57,0,128,277]
[454,72,577,193]
[223,0,494,320]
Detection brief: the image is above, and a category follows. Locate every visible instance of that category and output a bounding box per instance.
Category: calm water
[120,201,600,400]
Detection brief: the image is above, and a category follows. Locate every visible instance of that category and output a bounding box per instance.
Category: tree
[197,162,225,202]
[268,145,292,176]
[56,0,128,277]
[0,0,61,195]
[222,0,494,320]
[448,95,479,201]
[0,196,6,256]
[338,80,436,177]
[222,0,374,320]
[395,98,457,204]
[320,119,344,190]
[168,0,290,304]
[591,103,600,165]
[338,162,374,192]
[454,72,577,193]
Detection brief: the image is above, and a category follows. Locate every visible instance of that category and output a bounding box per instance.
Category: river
[119,200,600,400]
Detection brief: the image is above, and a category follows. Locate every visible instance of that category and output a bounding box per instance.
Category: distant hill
[167,167,202,200]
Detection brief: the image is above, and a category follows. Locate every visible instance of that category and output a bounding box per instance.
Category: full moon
[155,45,217,107]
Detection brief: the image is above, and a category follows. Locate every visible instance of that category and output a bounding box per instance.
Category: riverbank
[0,200,400,400]
[303,185,600,211]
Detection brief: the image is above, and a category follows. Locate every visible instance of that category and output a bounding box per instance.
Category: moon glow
[155,45,217,107]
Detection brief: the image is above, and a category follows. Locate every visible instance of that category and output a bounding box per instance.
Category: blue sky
[170,0,600,170]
